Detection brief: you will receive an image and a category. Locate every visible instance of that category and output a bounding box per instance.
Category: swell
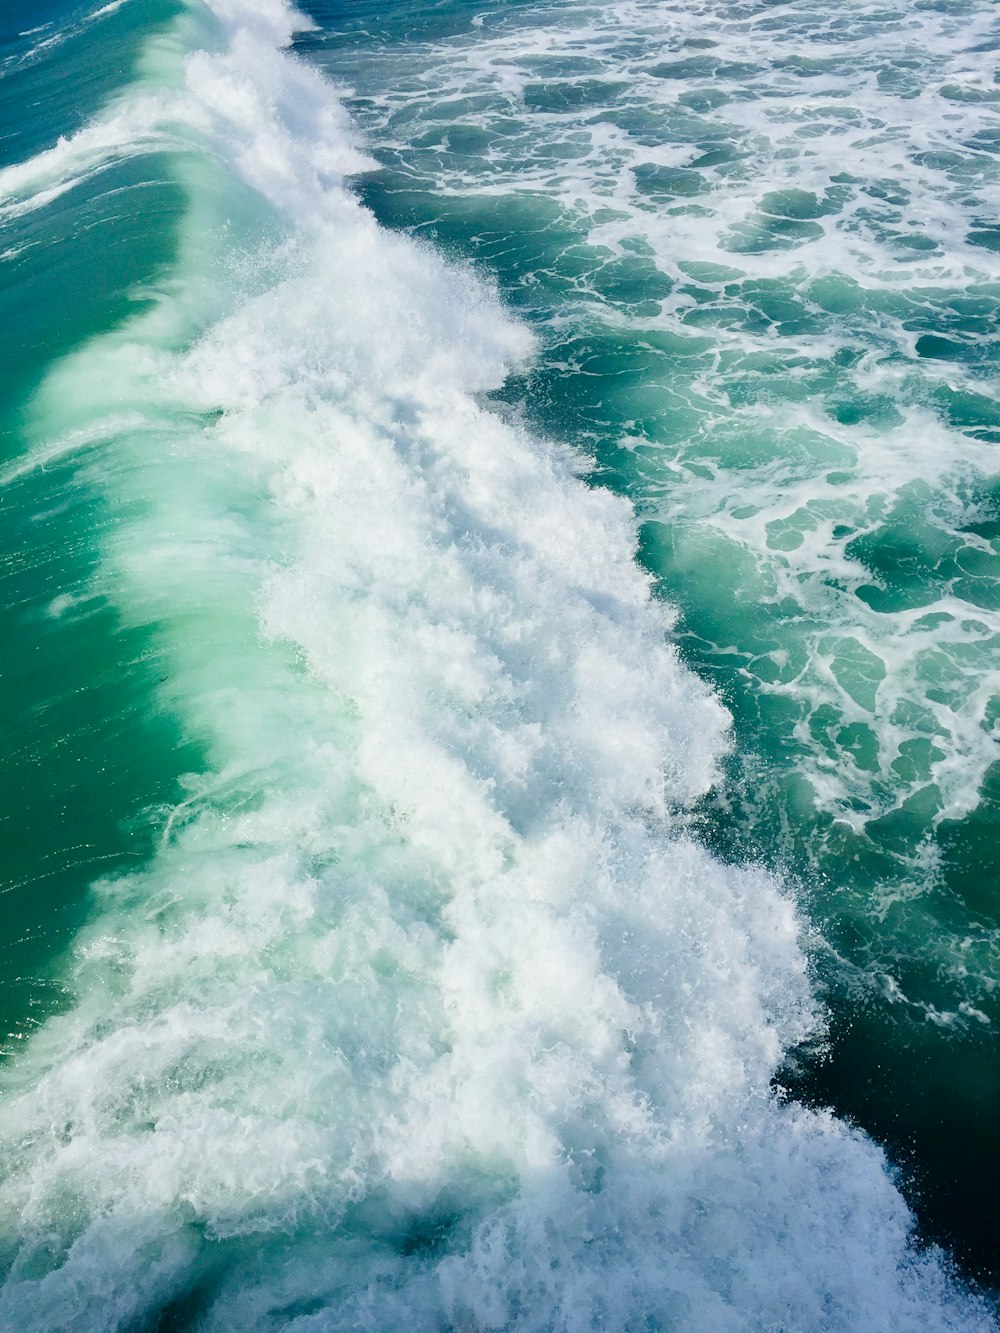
[0,2,994,1329]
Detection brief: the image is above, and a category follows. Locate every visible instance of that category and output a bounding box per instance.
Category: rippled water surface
[0,0,997,1327]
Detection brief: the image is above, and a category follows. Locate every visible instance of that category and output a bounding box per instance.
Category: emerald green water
[0,1,194,1050]
[0,0,997,1324]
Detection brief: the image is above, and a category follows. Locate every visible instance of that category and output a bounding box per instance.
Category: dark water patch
[781,1007,1000,1287]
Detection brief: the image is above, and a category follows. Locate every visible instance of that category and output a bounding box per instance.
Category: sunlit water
[0,0,997,1328]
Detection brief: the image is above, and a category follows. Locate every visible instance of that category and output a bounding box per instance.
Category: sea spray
[0,1,995,1328]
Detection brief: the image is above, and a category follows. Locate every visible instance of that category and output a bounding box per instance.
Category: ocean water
[293,0,1000,1282]
[0,0,997,1329]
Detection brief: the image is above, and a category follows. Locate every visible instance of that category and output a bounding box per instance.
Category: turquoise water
[0,0,192,1045]
[0,0,997,1327]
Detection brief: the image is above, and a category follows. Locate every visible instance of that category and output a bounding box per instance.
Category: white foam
[323,0,1000,841]
[0,1,994,1329]
[86,0,131,20]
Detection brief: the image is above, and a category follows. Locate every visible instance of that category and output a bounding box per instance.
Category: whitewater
[0,0,995,1328]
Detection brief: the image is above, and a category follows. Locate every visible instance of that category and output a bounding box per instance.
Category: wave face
[0,1,995,1329]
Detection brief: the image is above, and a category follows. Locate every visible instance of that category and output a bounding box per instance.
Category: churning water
[0,0,998,1327]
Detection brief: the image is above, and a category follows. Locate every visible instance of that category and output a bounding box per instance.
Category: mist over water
[0,0,997,1328]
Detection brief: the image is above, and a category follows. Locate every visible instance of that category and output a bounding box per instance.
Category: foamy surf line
[0,1,994,1329]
